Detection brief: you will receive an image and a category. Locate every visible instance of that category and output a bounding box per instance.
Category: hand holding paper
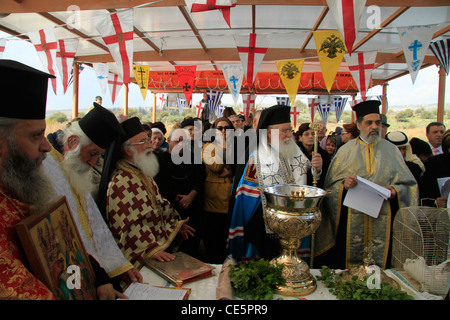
[343,175,391,218]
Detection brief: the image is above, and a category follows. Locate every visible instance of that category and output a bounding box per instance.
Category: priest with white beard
[228,105,323,262]
[105,117,195,269]
[44,104,142,293]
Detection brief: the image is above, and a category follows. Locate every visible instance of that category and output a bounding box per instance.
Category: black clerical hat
[78,103,124,149]
[0,59,55,120]
[257,105,291,130]
[120,117,144,142]
[352,100,381,118]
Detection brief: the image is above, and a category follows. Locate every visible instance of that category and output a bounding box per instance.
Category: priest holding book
[314,100,418,270]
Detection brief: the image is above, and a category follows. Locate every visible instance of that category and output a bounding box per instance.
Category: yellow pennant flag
[313,30,346,92]
[275,59,304,105]
[132,65,150,100]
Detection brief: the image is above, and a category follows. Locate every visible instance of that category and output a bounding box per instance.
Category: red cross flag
[196,101,203,117]
[95,10,134,88]
[234,33,271,89]
[0,39,6,59]
[189,0,237,28]
[326,0,367,56]
[108,73,123,105]
[307,97,320,122]
[345,51,377,101]
[290,106,300,129]
[241,93,256,120]
[175,65,197,106]
[159,93,167,111]
[56,38,79,94]
[27,28,58,94]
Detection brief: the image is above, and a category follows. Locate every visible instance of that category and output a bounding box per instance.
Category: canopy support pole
[381,82,388,114]
[72,60,79,119]
[437,65,446,122]
[123,85,129,116]
[153,93,157,122]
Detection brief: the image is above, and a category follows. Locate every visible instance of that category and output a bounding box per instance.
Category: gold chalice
[263,184,326,296]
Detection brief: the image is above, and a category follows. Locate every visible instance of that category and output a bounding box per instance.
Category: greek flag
[217,105,225,118]
[67,65,84,88]
[207,90,224,122]
[276,96,290,106]
[333,96,348,122]
[430,39,450,75]
[176,97,186,116]
[317,103,331,124]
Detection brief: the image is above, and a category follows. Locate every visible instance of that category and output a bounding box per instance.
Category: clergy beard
[0,140,55,212]
[131,148,160,178]
[61,145,96,195]
[361,129,381,144]
[278,137,299,159]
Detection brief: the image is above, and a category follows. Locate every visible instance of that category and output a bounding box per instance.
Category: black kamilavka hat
[257,104,291,131]
[120,117,145,142]
[352,100,381,118]
[78,102,124,149]
[0,59,55,120]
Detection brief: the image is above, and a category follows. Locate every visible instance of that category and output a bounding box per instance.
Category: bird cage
[391,206,450,297]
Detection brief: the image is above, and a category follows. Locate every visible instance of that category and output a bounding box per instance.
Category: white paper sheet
[123,282,188,300]
[343,176,391,218]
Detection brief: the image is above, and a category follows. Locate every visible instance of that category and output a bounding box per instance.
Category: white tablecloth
[139,265,337,300]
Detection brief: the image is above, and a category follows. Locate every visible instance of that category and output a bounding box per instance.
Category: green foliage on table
[317,266,414,300]
[229,258,286,300]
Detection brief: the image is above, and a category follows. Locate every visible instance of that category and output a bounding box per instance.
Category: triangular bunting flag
[326,0,367,56]
[275,59,304,105]
[241,93,256,120]
[290,106,300,128]
[177,97,186,116]
[345,51,377,101]
[217,105,225,118]
[159,93,167,111]
[276,96,290,106]
[234,33,271,89]
[221,63,244,108]
[27,28,58,94]
[430,39,450,75]
[93,63,109,97]
[108,73,123,104]
[175,65,196,105]
[397,25,435,84]
[189,0,237,28]
[95,10,134,87]
[56,38,78,94]
[307,97,320,122]
[0,38,6,59]
[333,96,348,122]
[317,103,331,124]
[132,64,150,101]
[196,101,203,117]
[207,89,224,122]
[67,65,84,89]
[313,30,347,92]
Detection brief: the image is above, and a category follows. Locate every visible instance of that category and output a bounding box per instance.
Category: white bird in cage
[403,256,450,295]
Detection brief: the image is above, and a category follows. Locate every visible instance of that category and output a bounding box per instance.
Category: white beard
[61,146,97,196]
[132,148,160,178]
[278,137,300,159]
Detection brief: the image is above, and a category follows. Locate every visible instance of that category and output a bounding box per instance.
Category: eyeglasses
[126,138,152,146]
[216,126,232,131]
[341,132,348,134]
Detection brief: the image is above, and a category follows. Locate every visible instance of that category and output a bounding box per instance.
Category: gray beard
[361,129,381,144]
[0,140,55,212]
[131,148,160,178]
[278,137,300,159]
[61,146,97,196]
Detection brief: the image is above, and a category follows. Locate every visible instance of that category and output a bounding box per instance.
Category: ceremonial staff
[311,121,323,187]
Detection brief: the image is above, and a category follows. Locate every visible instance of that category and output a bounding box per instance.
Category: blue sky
[1,31,449,113]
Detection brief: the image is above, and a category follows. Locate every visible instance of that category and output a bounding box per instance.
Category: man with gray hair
[44,103,142,295]
[0,60,57,299]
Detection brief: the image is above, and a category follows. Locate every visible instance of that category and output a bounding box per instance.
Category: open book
[343,175,391,218]
[123,282,190,300]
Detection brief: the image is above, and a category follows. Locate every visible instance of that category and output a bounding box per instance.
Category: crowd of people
[0,60,448,300]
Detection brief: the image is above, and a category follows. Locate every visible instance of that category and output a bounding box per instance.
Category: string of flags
[0,2,447,109]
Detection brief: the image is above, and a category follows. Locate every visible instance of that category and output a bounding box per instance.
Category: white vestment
[43,149,133,277]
